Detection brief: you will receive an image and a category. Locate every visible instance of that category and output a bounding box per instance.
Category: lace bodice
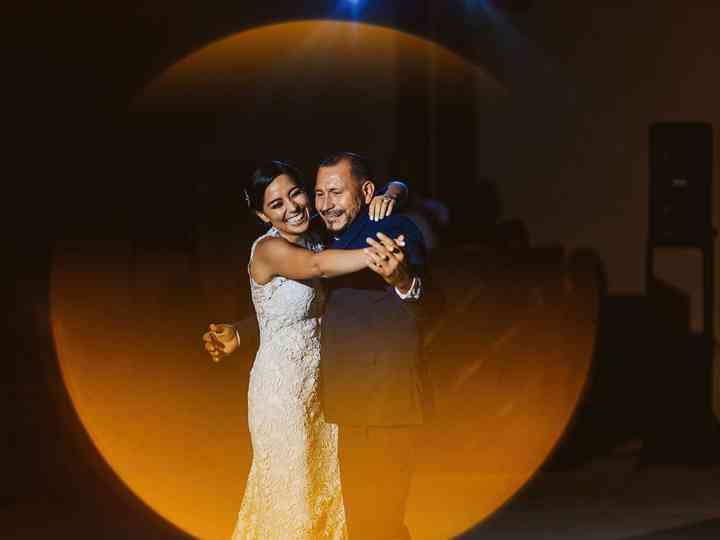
[248,227,325,341]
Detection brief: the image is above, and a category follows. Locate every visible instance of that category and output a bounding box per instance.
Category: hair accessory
[243,188,252,208]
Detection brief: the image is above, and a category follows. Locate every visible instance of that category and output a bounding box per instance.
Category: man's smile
[322,210,344,220]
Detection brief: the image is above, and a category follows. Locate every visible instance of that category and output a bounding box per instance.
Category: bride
[203,161,406,539]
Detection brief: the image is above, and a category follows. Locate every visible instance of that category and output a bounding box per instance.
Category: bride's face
[256,174,311,237]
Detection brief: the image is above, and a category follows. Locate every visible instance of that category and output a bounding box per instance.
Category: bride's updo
[244,160,304,213]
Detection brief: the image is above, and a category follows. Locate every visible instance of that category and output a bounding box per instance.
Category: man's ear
[255,211,271,224]
[361,180,375,205]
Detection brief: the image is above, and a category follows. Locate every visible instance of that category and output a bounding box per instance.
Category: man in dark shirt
[314,152,429,540]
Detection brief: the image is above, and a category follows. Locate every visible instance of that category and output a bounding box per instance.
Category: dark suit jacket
[321,211,430,426]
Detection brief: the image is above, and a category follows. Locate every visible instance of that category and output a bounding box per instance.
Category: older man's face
[315,159,374,234]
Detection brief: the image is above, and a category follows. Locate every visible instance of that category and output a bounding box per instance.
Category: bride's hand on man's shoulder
[369,193,398,222]
[202,323,239,362]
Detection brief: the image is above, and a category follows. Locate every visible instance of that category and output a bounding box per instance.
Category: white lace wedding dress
[231,228,346,540]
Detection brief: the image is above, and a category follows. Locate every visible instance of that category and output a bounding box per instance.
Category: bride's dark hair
[245,160,303,213]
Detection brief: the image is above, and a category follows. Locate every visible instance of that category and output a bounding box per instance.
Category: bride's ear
[255,211,271,224]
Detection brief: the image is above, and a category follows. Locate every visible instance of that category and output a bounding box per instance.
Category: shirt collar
[329,210,370,249]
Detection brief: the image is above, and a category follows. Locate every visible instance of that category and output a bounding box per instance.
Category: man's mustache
[320,209,345,219]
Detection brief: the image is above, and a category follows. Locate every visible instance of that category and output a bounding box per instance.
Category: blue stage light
[337,0,366,20]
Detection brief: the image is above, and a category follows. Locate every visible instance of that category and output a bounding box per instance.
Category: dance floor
[4,449,720,539]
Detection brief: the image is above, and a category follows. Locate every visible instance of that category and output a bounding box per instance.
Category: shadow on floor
[623,518,720,539]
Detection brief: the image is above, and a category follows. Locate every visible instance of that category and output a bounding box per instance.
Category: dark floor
[3,440,720,539]
[460,450,720,540]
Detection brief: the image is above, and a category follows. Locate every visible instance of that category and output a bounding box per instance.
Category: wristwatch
[395,276,422,301]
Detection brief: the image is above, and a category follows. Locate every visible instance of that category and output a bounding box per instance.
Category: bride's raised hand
[364,233,412,291]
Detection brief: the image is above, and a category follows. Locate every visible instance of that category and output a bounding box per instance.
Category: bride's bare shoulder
[253,235,290,261]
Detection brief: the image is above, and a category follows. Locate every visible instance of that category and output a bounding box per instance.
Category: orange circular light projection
[51,20,593,540]
[138,20,505,106]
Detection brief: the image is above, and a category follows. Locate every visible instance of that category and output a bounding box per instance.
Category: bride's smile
[285,209,308,226]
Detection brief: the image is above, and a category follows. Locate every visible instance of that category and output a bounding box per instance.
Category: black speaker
[649,122,713,245]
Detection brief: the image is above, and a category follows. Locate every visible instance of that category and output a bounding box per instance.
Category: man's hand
[364,232,413,293]
[202,323,239,362]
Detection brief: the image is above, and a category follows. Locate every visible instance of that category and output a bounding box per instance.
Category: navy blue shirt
[320,211,429,425]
